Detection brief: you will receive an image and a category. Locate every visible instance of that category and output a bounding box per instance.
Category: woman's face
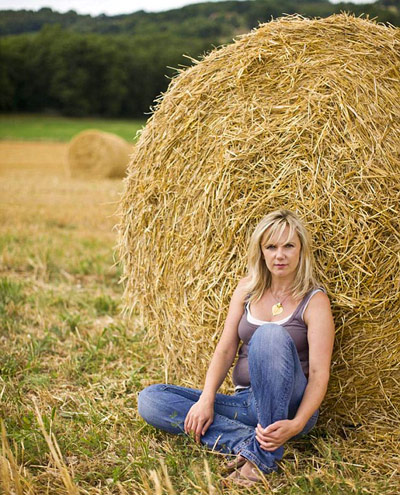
[261,225,301,280]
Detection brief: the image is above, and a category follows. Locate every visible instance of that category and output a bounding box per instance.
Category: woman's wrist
[291,416,307,434]
[199,391,216,404]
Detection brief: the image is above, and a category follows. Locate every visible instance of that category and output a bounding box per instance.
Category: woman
[138,210,335,485]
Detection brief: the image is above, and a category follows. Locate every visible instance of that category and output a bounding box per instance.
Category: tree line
[0,26,210,116]
[1,0,398,118]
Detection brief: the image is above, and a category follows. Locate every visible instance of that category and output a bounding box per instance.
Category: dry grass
[118,12,400,490]
[68,130,132,179]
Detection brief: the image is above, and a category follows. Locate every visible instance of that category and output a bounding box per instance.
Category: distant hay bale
[118,13,400,435]
[68,130,131,179]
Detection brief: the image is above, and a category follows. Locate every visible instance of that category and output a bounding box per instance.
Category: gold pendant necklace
[270,290,290,317]
[272,302,284,316]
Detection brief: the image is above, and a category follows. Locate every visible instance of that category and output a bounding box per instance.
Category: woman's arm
[184,278,249,442]
[256,291,335,450]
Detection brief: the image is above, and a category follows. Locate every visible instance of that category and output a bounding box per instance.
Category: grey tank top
[232,288,325,387]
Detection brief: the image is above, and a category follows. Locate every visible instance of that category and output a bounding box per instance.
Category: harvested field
[0,140,68,178]
[0,140,121,233]
[1,14,399,492]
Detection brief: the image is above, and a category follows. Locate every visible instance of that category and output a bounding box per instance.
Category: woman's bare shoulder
[309,290,331,307]
[304,290,332,323]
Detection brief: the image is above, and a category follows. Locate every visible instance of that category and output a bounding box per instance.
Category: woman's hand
[184,397,214,443]
[255,419,301,451]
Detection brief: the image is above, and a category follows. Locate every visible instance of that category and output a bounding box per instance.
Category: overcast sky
[0,0,376,16]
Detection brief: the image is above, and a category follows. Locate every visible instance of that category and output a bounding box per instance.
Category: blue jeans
[138,324,319,473]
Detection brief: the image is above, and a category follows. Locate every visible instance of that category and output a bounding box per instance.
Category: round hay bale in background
[68,129,132,179]
[118,13,400,439]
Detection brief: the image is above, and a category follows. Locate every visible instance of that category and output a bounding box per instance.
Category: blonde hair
[244,210,319,303]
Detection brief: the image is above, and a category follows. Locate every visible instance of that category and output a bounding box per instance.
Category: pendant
[272,303,283,316]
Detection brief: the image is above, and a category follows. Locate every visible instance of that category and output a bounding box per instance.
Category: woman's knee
[248,324,294,368]
[250,323,291,348]
[138,384,168,422]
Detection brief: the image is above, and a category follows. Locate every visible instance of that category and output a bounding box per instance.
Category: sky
[0,0,377,16]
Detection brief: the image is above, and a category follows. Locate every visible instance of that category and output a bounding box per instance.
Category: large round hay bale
[118,14,400,435]
[68,129,131,179]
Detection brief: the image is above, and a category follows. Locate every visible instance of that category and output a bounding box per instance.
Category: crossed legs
[138,324,318,474]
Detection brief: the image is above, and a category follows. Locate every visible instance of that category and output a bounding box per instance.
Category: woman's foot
[224,460,261,486]
[221,454,246,474]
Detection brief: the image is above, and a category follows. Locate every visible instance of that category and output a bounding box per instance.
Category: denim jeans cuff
[239,449,278,474]
[234,436,252,456]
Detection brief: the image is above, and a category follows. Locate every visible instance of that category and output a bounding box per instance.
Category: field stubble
[0,141,398,493]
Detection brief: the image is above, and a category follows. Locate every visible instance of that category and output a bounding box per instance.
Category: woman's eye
[265,245,275,250]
